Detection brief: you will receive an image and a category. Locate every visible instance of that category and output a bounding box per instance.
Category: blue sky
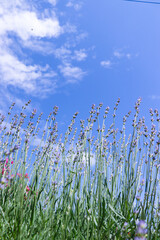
[0,0,160,134]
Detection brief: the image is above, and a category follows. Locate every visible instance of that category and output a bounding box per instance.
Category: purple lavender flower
[134,237,147,240]
[134,220,147,240]
[0,184,5,190]
[0,177,8,184]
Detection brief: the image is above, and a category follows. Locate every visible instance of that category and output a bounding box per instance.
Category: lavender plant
[0,98,159,239]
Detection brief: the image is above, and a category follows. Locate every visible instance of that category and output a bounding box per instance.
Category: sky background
[0,0,160,135]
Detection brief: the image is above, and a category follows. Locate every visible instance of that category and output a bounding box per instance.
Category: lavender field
[0,98,159,239]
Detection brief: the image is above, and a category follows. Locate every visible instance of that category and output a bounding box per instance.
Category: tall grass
[0,98,159,239]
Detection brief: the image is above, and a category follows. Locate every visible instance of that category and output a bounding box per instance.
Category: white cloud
[22,39,55,55]
[0,0,27,11]
[113,50,123,59]
[66,1,83,11]
[73,49,87,61]
[54,47,87,63]
[0,0,87,103]
[126,53,131,59]
[113,49,132,59]
[76,32,88,42]
[0,10,62,41]
[149,95,160,100]
[101,48,137,70]
[48,0,57,6]
[55,47,71,60]
[0,0,62,98]
[0,47,57,97]
[59,63,86,83]
[100,60,112,68]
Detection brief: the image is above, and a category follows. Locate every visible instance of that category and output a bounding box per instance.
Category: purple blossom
[134,220,147,240]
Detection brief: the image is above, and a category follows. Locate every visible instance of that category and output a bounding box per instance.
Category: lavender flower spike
[134,220,147,240]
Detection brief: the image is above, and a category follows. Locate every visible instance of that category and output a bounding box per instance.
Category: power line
[125,0,160,4]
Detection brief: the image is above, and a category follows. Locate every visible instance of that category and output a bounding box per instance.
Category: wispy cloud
[55,47,71,61]
[59,63,86,83]
[0,45,57,97]
[73,49,87,61]
[54,47,87,62]
[149,95,160,100]
[47,0,57,6]
[113,50,123,59]
[100,48,138,70]
[66,1,83,11]
[100,60,112,68]
[113,49,132,59]
[21,39,55,55]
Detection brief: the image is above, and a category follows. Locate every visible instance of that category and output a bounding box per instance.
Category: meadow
[0,98,159,240]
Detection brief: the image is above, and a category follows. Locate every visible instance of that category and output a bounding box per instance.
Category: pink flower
[24,173,29,179]
[11,161,13,164]
[26,186,30,192]
[2,168,5,175]
[5,159,8,164]
[17,173,22,178]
